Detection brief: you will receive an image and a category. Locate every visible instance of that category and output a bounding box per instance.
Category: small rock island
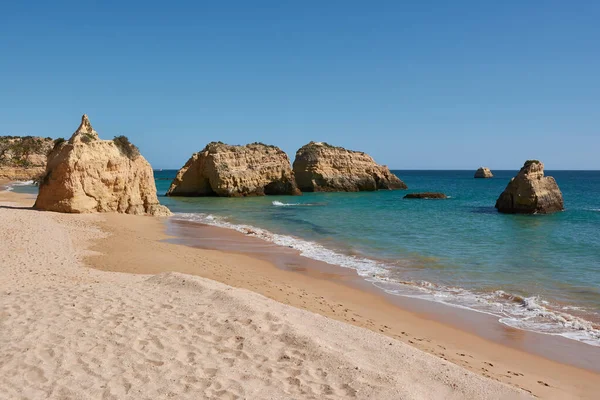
[474,167,493,178]
[34,115,171,216]
[167,142,300,197]
[404,192,448,199]
[495,160,564,214]
[292,142,407,192]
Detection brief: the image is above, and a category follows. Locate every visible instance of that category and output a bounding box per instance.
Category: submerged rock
[166,142,300,197]
[34,115,171,216]
[0,136,54,181]
[292,142,406,192]
[495,160,563,214]
[403,192,447,199]
[474,167,493,178]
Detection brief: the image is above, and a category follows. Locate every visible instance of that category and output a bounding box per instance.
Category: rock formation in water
[0,136,54,180]
[292,142,407,192]
[403,192,447,199]
[166,142,300,197]
[474,167,493,178]
[495,160,564,214]
[34,115,171,216]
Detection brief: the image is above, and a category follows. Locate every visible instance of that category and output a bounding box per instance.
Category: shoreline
[2,187,599,398]
[166,218,600,373]
[167,203,600,348]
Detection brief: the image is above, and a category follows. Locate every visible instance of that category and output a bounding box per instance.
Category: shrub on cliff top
[48,137,66,155]
[249,142,278,149]
[113,135,140,159]
[81,133,97,143]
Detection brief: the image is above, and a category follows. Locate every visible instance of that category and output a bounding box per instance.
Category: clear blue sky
[1,1,598,169]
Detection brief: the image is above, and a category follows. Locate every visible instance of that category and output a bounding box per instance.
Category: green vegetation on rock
[0,136,53,167]
[113,135,140,159]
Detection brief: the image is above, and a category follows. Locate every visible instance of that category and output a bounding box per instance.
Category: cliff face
[474,167,493,178]
[0,136,54,180]
[495,160,564,214]
[167,142,301,197]
[292,142,407,192]
[34,115,170,216]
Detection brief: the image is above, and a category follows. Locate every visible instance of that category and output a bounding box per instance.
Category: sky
[1,1,598,170]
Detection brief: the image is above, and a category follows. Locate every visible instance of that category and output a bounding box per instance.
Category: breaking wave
[272,201,300,207]
[271,201,325,207]
[2,180,35,192]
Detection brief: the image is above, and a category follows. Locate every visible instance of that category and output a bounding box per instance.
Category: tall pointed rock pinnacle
[34,114,172,216]
[70,114,99,142]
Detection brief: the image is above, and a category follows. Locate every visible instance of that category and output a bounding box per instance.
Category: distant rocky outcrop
[474,167,493,179]
[292,142,406,192]
[0,136,54,180]
[404,192,447,199]
[166,142,300,197]
[34,115,171,216]
[495,160,563,214]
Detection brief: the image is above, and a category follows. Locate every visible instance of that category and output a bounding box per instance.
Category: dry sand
[0,186,596,399]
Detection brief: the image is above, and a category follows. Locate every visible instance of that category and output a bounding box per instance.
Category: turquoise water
[156,169,600,345]
[2,180,38,195]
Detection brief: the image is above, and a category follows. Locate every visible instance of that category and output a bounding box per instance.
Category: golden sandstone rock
[167,142,300,197]
[292,142,406,192]
[34,115,170,216]
[495,160,564,214]
[474,167,493,178]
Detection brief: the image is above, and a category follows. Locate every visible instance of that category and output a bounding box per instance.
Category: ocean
[7,170,600,346]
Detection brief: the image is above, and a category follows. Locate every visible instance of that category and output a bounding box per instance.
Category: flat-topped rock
[495,160,564,214]
[474,167,493,178]
[167,142,300,197]
[34,115,171,216]
[292,142,407,192]
[404,192,447,199]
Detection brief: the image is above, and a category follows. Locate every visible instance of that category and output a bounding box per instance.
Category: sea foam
[272,201,300,207]
[174,212,387,277]
[11,180,35,186]
[271,201,324,207]
[2,180,35,192]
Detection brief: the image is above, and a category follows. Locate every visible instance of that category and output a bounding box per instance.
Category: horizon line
[153,168,600,172]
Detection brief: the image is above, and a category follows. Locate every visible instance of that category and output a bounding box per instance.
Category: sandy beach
[1,186,598,399]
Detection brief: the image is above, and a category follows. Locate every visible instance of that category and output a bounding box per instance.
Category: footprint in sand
[24,366,48,384]
[146,359,164,367]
